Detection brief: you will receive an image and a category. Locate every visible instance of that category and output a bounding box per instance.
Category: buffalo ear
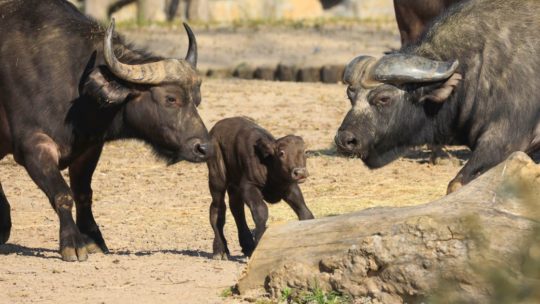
[255,137,276,160]
[419,73,462,103]
[82,66,137,106]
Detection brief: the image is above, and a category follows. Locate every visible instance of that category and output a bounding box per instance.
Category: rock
[297,67,321,83]
[275,64,297,82]
[237,152,540,302]
[320,65,345,83]
[254,67,275,81]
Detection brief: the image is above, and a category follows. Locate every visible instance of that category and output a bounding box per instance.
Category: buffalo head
[335,53,462,167]
[84,20,211,163]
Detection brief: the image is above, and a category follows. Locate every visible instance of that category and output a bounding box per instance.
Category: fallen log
[237,152,540,303]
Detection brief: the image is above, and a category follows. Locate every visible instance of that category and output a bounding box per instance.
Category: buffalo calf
[207,117,314,259]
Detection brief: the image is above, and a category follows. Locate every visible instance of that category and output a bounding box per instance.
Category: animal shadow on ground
[0,244,59,260]
[112,249,247,263]
[0,245,247,262]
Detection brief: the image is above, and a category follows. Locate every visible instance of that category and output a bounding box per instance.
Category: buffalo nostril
[292,168,308,180]
[194,143,208,157]
[337,131,357,151]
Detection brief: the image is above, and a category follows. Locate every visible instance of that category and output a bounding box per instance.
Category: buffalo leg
[21,134,87,261]
[69,144,108,254]
[228,187,255,257]
[447,139,511,194]
[209,175,229,260]
[241,184,268,250]
[283,184,314,220]
[0,182,11,244]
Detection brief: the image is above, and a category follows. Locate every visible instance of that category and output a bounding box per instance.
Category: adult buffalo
[335,0,540,194]
[393,0,465,46]
[0,0,211,261]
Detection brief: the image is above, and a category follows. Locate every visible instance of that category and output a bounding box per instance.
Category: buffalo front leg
[241,184,268,251]
[0,182,12,244]
[284,184,314,220]
[209,176,229,260]
[228,188,255,257]
[447,137,512,194]
[21,134,87,261]
[69,145,108,254]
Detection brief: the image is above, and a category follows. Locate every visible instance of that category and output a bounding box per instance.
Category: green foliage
[275,286,349,304]
[220,287,233,298]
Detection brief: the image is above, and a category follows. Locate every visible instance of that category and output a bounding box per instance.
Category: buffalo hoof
[60,233,89,262]
[0,229,10,245]
[212,252,229,261]
[447,179,464,194]
[79,229,109,254]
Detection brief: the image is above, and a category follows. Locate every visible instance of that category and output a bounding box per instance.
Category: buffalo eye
[375,96,391,106]
[279,150,285,158]
[166,96,177,104]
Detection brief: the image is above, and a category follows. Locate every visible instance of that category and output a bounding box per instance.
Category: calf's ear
[255,137,276,159]
[82,66,138,106]
[419,73,462,103]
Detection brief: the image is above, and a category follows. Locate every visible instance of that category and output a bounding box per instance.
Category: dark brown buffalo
[394,0,465,46]
[207,117,314,259]
[0,0,211,262]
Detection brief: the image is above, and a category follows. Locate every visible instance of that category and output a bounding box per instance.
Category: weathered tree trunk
[238,152,540,303]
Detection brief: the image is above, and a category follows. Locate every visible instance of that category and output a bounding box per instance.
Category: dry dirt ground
[1,25,466,304]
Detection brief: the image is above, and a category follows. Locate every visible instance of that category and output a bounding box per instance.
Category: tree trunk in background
[138,0,167,24]
[85,0,113,22]
[186,0,209,22]
[238,152,540,303]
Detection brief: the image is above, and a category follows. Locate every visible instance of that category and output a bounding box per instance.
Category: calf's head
[84,20,211,163]
[335,54,462,168]
[256,135,308,183]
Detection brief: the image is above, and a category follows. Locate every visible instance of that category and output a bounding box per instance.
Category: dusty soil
[0,25,465,304]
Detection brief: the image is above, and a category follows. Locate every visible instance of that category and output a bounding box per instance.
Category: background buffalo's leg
[209,173,229,260]
[0,182,12,244]
[21,134,87,262]
[69,144,108,254]
[228,187,255,257]
[283,184,314,220]
[447,138,512,194]
[241,185,268,250]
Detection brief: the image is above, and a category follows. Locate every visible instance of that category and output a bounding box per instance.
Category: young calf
[207,117,314,259]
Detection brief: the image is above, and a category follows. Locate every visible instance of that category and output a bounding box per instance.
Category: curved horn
[103,19,192,85]
[371,54,459,85]
[183,22,197,68]
[343,56,382,89]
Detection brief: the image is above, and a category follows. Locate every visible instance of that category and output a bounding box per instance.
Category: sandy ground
[1,25,466,303]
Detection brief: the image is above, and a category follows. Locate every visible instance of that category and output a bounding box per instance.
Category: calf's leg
[228,187,255,257]
[284,184,314,220]
[241,184,268,249]
[69,145,108,254]
[209,172,229,260]
[0,182,11,244]
[21,134,87,261]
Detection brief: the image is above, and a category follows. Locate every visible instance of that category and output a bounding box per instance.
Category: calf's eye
[279,150,285,157]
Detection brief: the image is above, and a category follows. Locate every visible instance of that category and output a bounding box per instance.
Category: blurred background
[69,0,395,24]
[66,0,400,81]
